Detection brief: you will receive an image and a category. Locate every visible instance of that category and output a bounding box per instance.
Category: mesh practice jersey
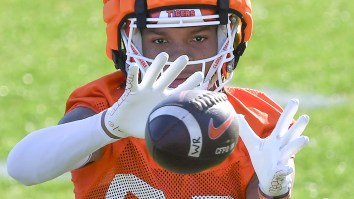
[65,71,283,199]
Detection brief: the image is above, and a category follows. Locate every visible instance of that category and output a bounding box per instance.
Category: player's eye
[193,36,206,42]
[153,39,167,44]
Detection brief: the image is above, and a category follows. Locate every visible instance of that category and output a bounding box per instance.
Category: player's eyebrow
[142,28,168,36]
[189,25,217,34]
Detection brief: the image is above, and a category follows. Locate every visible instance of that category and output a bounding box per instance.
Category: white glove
[101,52,204,139]
[236,99,310,197]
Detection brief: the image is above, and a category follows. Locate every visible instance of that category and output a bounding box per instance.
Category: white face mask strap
[204,20,238,90]
[121,25,149,77]
[204,39,231,83]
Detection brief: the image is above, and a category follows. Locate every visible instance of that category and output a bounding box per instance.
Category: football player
[7,0,309,198]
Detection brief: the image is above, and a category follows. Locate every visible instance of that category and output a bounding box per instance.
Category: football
[145,90,239,174]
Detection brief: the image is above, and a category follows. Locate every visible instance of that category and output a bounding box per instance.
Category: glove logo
[208,113,233,139]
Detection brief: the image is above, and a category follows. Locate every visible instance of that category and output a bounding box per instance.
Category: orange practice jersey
[65,71,284,199]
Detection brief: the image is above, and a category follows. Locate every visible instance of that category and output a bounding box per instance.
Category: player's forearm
[7,112,115,185]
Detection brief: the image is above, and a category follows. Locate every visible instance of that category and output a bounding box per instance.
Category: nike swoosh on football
[208,113,234,139]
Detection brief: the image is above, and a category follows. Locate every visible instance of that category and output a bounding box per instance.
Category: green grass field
[1,0,353,198]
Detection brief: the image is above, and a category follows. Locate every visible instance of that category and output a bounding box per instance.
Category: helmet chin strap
[207,74,219,91]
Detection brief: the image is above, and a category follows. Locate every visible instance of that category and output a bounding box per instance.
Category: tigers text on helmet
[103,0,253,91]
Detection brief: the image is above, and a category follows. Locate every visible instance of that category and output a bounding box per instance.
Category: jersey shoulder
[65,70,126,114]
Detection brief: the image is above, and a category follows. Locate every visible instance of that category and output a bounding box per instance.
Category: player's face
[141,26,218,88]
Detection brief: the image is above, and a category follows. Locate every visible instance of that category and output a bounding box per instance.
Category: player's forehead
[141,25,217,36]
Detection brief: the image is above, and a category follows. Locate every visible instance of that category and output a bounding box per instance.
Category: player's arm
[7,108,116,186]
[58,107,104,163]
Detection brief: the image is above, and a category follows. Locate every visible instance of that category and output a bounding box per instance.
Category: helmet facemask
[120,9,241,91]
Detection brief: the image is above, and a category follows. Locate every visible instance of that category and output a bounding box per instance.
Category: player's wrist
[258,186,290,199]
[100,110,122,140]
[100,110,122,139]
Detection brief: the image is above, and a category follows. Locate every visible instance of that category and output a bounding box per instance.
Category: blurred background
[0,0,353,198]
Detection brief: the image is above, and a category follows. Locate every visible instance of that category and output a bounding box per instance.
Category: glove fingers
[169,72,204,94]
[281,115,309,147]
[236,114,261,150]
[155,55,189,91]
[280,136,309,164]
[126,65,139,92]
[273,99,299,138]
[140,52,169,88]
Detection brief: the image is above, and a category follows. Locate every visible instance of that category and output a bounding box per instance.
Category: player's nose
[167,44,194,62]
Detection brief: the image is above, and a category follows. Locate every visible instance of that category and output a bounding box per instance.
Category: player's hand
[236,99,310,197]
[101,52,204,139]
